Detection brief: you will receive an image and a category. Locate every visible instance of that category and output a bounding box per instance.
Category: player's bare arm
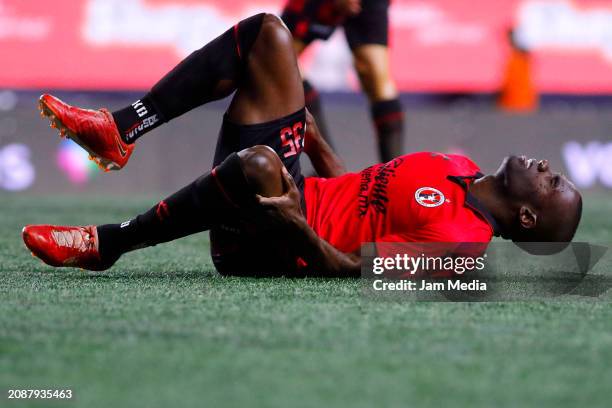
[257,166,360,277]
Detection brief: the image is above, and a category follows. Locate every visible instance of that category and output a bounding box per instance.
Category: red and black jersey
[304,152,500,254]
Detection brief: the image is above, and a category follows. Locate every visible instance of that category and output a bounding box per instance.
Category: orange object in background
[498,29,538,112]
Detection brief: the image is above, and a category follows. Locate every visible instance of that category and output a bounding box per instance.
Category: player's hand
[334,0,362,16]
[256,166,306,234]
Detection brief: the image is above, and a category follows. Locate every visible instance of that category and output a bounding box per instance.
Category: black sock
[149,13,265,121]
[371,98,404,162]
[303,79,335,150]
[97,153,254,261]
[110,13,266,143]
[112,96,163,144]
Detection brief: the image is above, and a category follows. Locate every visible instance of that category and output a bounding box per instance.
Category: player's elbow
[238,145,284,197]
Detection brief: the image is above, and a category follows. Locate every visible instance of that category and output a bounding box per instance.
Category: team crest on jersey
[415,187,445,208]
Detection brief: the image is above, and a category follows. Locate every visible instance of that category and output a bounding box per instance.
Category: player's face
[495,155,580,216]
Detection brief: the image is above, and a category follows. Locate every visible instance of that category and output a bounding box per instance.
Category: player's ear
[519,206,537,229]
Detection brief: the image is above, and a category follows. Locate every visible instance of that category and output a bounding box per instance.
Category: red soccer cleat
[22,225,115,271]
[38,94,134,171]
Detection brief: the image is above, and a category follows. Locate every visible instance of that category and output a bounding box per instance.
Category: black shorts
[210,108,306,277]
[281,0,389,49]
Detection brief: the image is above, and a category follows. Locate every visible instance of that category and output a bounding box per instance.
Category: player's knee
[354,52,374,76]
[353,51,396,99]
[354,54,387,85]
[353,46,392,86]
[258,14,293,51]
[238,145,283,197]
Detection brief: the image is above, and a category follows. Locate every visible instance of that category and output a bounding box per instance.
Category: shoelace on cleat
[51,228,95,253]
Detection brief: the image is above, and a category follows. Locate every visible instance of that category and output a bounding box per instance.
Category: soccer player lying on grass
[22,14,582,277]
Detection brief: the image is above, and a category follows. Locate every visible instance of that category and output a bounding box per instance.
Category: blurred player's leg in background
[293,37,334,150]
[352,44,404,162]
[344,0,404,163]
[281,0,404,163]
[302,78,334,150]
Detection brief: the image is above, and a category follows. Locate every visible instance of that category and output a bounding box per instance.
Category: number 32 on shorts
[280,121,304,158]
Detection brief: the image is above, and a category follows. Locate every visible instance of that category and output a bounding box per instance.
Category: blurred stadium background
[1,0,611,195]
[2,2,612,406]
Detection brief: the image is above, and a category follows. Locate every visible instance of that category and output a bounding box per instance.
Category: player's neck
[468,175,513,238]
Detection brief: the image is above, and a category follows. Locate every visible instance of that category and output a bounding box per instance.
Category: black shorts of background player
[281,0,404,162]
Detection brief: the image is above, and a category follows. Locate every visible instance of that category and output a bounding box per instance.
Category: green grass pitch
[1,194,611,407]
